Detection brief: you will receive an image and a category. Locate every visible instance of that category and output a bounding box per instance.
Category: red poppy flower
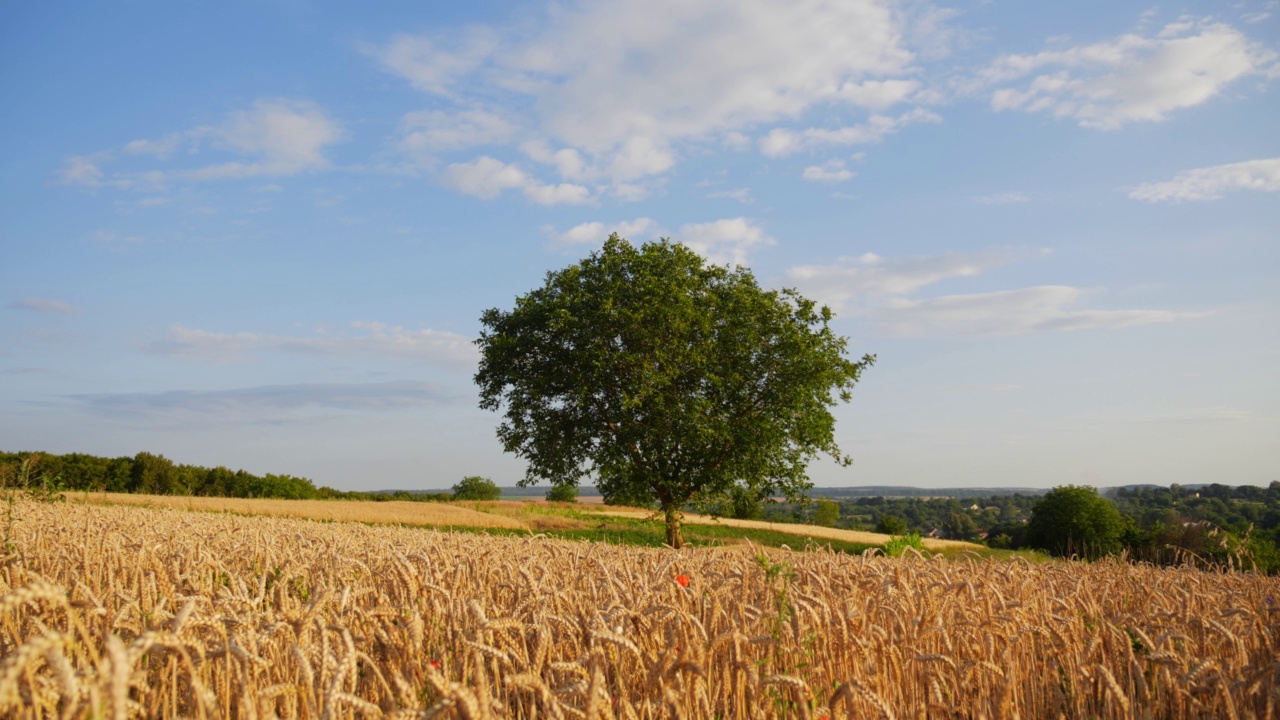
[675,574,690,588]
[430,660,440,669]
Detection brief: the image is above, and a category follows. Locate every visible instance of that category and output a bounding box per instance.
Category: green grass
[445,514,879,554]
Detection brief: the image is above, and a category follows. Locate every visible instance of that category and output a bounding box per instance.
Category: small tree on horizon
[451,475,501,501]
[475,235,874,548]
[545,484,578,503]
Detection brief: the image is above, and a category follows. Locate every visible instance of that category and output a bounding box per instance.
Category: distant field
[74,492,527,529]
[75,492,979,552]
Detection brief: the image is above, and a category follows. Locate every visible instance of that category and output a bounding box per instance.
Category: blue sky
[2,0,1277,490]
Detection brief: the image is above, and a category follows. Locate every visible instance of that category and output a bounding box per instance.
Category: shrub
[545,485,578,503]
[875,514,909,535]
[812,498,840,527]
[884,533,925,557]
[451,476,501,501]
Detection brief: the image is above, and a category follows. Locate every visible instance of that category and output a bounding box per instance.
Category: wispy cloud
[706,188,753,204]
[143,322,478,370]
[1128,157,1280,202]
[59,99,345,190]
[878,286,1211,337]
[759,108,941,158]
[974,191,1030,205]
[788,249,1208,337]
[72,381,458,427]
[802,160,857,182]
[973,18,1277,129]
[787,249,1033,312]
[9,298,79,314]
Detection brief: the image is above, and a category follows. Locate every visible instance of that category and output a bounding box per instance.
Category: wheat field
[73,493,528,530]
[3,500,1278,719]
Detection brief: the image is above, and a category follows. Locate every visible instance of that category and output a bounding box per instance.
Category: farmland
[3,500,1279,718]
[68,492,973,553]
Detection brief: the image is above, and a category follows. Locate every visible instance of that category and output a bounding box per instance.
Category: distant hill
[809,486,1049,499]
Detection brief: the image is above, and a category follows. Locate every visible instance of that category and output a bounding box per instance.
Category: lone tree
[475,235,873,548]
[1025,485,1125,559]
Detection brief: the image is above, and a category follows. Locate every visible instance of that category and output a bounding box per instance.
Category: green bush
[452,476,501,501]
[875,515,909,535]
[988,533,1014,550]
[884,533,924,557]
[812,498,840,527]
[545,485,578,503]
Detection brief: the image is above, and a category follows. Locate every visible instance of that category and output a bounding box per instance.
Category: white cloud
[441,156,526,198]
[370,30,499,97]
[758,108,941,158]
[58,154,113,188]
[399,108,518,160]
[9,298,79,314]
[186,99,344,180]
[802,160,856,182]
[440,156,592,205]
[879,286,1212,336]
[673,217,774,266]
[144,322,479,371]
[979,19,1277,129]
[787,249,1027,312]
[546,218,657,247]
[371,0,939,189]
[1128,157,1280,201]
[975,191,1030,205]
[123,133,182,159]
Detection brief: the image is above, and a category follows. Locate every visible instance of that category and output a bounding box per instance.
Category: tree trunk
[664,505,684,549]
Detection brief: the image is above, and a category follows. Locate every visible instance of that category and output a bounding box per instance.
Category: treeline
[766,482,1280,573]
[0,451,453,502]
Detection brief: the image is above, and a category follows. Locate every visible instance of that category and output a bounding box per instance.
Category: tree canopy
[475,235,873,547]
[452,475,502,501]
[1026,485,1126,558]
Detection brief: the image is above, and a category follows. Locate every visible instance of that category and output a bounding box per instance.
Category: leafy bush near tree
[545,484,578,503]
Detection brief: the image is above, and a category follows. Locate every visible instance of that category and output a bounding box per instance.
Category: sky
[2,0,1277,491]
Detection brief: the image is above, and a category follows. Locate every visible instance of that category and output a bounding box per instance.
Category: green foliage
[475,235,873,548]
[452,475,501,501]
[811,498,840,527]
[988,533,1014,549]
[1026,485,1125,559]
[545,484,579,503]
[884,533,925,557]
[874,514,909,535]
[943,512,980,541]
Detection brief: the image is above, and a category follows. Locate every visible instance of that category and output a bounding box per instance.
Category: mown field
[3,500,1279,719]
